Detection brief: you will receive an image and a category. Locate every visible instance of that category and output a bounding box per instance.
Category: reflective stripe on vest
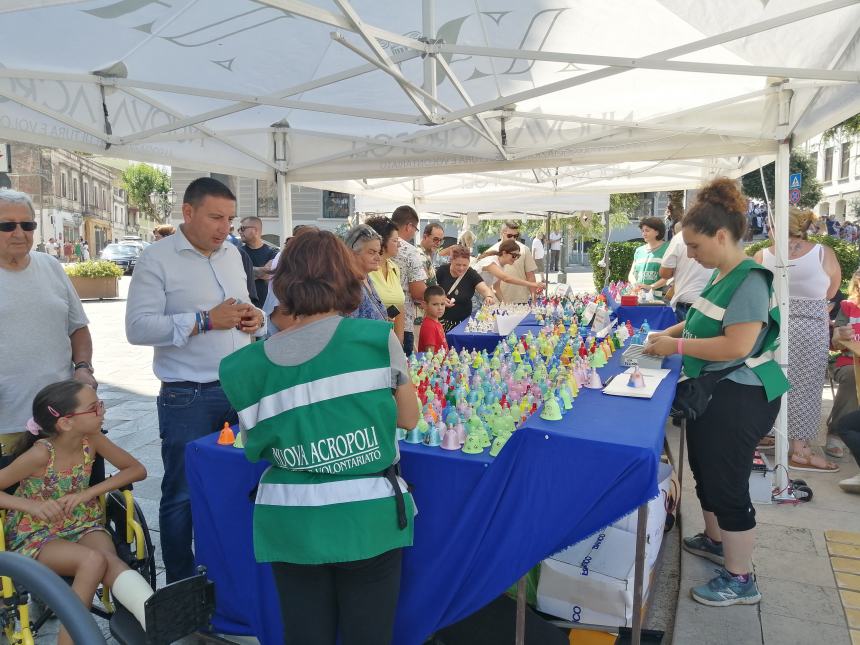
[690,296,726,322]
[238,366,391,430]
[746,350,775,369]
[256,471,409,507]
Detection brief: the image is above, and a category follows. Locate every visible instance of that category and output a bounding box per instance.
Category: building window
[824,147,834,181]
[73,177,78,201]
[83,181,88,206]
[810,151,818,180]
[841,142,851,179]
[322,191,350,219]
[102,189,107,211]
[61,173,67,198]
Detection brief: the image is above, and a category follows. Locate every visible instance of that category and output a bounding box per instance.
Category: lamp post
[148,189,176,224]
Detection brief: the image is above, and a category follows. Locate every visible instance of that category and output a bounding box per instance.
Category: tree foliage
[823,113,860,144]
[120,163,171,221]
[740,150,823,209]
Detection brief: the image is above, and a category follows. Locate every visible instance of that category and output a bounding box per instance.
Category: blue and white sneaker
[682,533,725,566]
[691,568,761,607]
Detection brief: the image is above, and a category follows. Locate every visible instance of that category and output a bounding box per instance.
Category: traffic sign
[789,188,801,205]
[789,172,802,190]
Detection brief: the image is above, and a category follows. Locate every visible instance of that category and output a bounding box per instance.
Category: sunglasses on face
[509,252,521,259]
[64,399,105,419]
[0,221,37,233]
[504,233,519,239]
[238,226,256,232]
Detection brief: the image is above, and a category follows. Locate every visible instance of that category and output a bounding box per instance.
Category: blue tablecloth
[615,305,676,331]
[186,349,681,645]
[446,313,543,352]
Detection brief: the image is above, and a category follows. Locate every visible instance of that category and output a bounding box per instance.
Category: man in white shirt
[487,220,538,303]
[126,177,265,583]
[531,232,545,280]
[659,229,713,322]
[391,205,427,355]
[548,228,562,272]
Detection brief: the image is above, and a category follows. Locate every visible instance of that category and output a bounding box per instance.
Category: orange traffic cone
[217,422,235,445]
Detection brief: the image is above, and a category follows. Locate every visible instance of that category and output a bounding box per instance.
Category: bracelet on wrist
[677,338,684,356]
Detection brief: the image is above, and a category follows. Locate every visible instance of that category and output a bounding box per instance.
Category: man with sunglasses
[0,189,96,454]
[485,220,539,304]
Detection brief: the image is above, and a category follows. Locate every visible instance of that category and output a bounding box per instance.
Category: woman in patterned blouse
[345,224,388,321]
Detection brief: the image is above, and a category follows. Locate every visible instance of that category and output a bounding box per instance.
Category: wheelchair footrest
[144,573,215,645]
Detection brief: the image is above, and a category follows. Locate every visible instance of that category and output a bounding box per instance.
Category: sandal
[825,436,845,459]
[756,436,776,452]
[789,453,840,473]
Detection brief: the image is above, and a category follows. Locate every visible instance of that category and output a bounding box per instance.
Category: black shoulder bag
[671,363,744,421]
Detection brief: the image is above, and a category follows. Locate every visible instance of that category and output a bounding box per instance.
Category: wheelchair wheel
[104,491,157,590]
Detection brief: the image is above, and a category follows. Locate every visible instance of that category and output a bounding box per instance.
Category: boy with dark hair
[417,285,448,354]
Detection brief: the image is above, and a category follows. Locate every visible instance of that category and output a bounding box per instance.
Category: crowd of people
[3,173,860,642]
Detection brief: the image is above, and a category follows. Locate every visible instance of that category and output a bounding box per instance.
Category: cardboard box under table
[185,350,681,645]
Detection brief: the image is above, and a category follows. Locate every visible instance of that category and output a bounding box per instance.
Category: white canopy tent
[1,0,859,561]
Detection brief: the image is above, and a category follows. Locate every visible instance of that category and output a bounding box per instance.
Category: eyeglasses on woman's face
[0,221,37,233]
[508,252,521,260]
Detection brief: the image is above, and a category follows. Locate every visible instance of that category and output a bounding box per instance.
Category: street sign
[789,172,802,190]
[789,188,801,205]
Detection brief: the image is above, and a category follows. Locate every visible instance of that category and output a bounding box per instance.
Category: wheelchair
[0,453,216,644]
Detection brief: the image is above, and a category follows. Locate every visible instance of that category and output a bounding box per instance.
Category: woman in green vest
[219,229,419,645]
[644,178,789,608]
[628,216,670,294]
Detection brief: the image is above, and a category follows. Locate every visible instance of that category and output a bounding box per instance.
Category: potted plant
[64,260,124,299]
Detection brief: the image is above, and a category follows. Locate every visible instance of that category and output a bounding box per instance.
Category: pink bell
[440,426,461,451]
[455,422,467,444]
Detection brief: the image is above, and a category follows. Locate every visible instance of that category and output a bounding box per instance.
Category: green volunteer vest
[631,241,669,286]
[219,317,414,565]
[682,258,789,402]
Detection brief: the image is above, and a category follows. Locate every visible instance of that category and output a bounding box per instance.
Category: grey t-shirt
[0,252,89,434]
[700,271,769,386]
[263,315,408,387]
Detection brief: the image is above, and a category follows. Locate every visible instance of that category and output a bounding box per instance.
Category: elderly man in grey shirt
[126,177,265,583]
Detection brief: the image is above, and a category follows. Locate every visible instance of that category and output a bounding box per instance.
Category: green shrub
[589,241,641,290]
[475,243,492,255]
[745,235,859,289]
[64,260,124,279]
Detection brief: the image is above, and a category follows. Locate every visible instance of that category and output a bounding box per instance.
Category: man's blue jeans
[157,382,237,583]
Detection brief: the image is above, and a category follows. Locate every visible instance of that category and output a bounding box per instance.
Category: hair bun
[695,177,747,217]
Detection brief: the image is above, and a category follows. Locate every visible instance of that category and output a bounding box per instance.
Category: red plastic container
[620,295,638,306]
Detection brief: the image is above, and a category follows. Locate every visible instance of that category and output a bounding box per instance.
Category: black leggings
[272,548,403,645]
[836,409,860,469]
[686,379,781,532]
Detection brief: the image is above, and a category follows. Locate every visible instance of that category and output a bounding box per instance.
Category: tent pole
[772,91,792,496]
[545,212,551,294]
[422,0,436,104]
[277,173,292,246]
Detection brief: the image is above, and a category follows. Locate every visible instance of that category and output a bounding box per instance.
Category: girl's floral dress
[5,438,107,558]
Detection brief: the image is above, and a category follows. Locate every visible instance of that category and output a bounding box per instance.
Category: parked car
[100,243,141,274]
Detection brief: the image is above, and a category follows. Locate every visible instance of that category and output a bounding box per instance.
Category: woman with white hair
[0,189,97,454]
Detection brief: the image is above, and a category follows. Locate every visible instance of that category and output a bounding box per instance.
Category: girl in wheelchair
[0,380,154,645]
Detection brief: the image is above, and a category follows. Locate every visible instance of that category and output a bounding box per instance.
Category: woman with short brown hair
[220,229,418,645]
[435,244,497,330]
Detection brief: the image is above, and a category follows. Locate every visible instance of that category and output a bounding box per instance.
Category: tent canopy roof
[1,0,859,194]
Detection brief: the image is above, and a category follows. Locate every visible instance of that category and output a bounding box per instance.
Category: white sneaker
[839,474,860,494]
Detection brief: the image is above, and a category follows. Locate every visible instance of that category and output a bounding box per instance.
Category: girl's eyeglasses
[64,400,105,419]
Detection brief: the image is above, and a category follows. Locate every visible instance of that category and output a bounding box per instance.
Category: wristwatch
[74,361,94,373]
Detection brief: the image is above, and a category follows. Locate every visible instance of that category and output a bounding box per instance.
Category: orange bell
[217,422,236,445]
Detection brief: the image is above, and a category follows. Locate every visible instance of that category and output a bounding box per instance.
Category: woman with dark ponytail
[644,178,789,607]
[220,229,419,645]
[0,380,149,645]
